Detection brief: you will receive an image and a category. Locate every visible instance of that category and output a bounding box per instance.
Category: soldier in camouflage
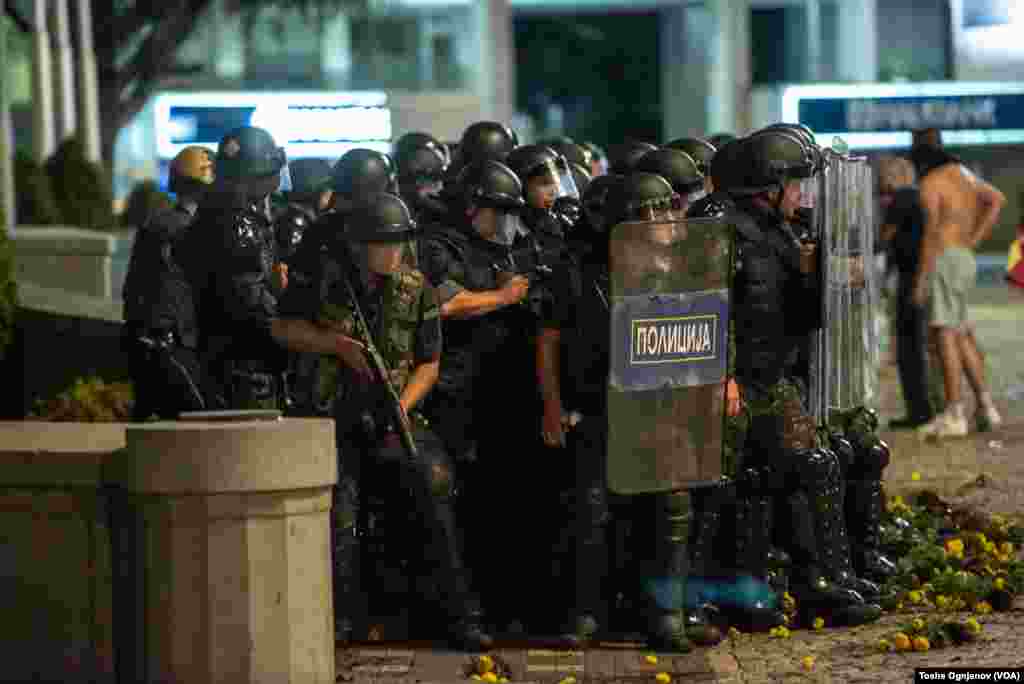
[272,192,492,652]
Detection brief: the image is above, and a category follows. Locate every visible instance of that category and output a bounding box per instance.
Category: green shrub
[13,150,62,225]
[45,137,115,230]
[0,196,15,363]
[120,180,172,228]
[28,376,134,422]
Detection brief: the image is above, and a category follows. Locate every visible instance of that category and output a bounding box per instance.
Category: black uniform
[121,203,213,419]
[182,196,284,409]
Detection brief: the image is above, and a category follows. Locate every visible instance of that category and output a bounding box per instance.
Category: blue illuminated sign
[153,91,392,160]
[781,82,1024,149]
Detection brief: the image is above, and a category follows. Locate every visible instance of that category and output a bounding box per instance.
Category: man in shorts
[910,135,1006,438]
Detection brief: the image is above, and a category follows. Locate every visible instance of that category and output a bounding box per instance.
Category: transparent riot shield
[811,150,879,422]
[607,217,733,495]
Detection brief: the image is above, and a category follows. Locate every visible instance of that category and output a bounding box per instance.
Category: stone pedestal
[0,421,125,682]
[105,416,337,684]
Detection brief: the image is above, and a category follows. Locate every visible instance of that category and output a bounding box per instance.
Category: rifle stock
[341,275,419,461]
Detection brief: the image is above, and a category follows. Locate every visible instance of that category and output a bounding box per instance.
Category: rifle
[340,275,419,461]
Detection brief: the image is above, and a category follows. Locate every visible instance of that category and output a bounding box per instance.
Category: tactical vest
[315,258,428,407]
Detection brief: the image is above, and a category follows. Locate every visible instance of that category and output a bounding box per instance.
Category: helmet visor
[799,176,818,209]
[277,162,293,193]
[528,157,580,201]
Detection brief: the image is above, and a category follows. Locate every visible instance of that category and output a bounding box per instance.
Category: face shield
[687,186,708,206]
[529,156,580,201]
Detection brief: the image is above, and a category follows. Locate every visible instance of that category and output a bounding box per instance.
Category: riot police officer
[714,130,882,627]
[122,145,217,420]
[271,192,493,652]
[394,132,450,225]
[634,148,708,211]
[273,158,333,263]
[664,138,716,194]
[505,144,582,240]
[549,171,719,651]
[417,160,538,632]
[180,126,289,410]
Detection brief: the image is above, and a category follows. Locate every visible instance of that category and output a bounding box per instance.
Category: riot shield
[811,149,879,421]
[607,217,733,495]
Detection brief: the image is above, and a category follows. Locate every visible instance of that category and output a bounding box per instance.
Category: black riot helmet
[718,131,816,198]
[664,138,717,177]
[458,121,519,166]
[393,132,449,182]
[608,141,659,176]
[215,126,288,181]
[505,144,580,202]
[546,140,593,170]
[343,192,419,243]
[605,172,682,226]
[581,173,624,236]
[570,161,592,196]
[634,148,705,198]
[331,149,397,198]
[756,123,823,173]
[454,159,527,212]
[285,158,333,199]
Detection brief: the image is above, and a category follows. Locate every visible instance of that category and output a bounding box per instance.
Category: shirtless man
[910,141,1005,437]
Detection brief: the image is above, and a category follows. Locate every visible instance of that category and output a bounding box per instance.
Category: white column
[805,0,821,82]
[708,0,751,136]
[74,0,102,163]
[1,13,15,230]
[51,0,77,140]
[473,0,514,126]
[835,0,877,82]
[32,0,57,163]
[660,2,710,141]
[320,10,352,89]
[213,0,246,80]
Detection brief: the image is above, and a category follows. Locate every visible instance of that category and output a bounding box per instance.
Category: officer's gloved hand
[552,196,582,234]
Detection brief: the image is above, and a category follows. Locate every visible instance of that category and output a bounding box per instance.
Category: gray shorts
[928,246,975,329]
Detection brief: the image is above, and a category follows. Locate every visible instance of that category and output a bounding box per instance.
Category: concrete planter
[0,422,125,682]
[10,226,134,300]
[0,417,338,684]
[105,416,337,684]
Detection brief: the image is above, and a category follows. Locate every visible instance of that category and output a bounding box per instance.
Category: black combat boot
[683,483,728,646]
[332,478,367,645]
[806,446,883,603]
[561,482,610,648]
[845,439,898,584]
[784,470,881,628]
[718,469,786,632]
[642,491,693,653]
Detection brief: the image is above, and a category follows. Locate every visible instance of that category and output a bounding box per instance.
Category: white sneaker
[976,405,1003,433]
[917,411,969,439]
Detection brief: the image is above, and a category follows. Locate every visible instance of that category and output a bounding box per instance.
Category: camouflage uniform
[280,238,488,649]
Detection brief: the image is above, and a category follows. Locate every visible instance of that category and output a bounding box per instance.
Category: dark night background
[514,13,662,147]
